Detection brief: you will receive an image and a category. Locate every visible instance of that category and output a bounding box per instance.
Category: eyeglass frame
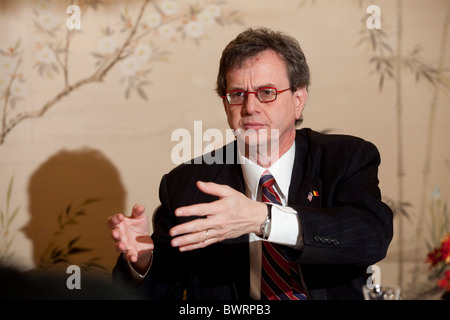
[221,87,291,105]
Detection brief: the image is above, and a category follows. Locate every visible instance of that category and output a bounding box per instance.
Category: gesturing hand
[170,181,267,252]
[107,204,154,274]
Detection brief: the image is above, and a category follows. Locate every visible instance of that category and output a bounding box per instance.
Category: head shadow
[22,147,126,274]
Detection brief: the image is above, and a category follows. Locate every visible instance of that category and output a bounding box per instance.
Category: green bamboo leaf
[381,42,392,53]
[5,234,16,250]
[68,236,80,248]
[386,68,395,79]
[75,210,86,216]
[422,71,435,85]
[68,247,92,254]
[368,31,375,51]
[65,219,78,226]
[14,37,21,51]
[137,86,148,100]
[378,73,385,90]
[65,203,72,214]
[86,262,106,270]
[6,176,14,212]
[6,206,19,229]
[50,247,64,259]
[79,197,103,207]
[0,210,4,229]
[57,213,63,228]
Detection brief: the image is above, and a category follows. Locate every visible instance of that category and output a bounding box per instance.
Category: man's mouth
[242,122,266,130]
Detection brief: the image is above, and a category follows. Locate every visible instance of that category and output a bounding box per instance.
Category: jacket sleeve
[287,139,393,266]
[112,174,187,299]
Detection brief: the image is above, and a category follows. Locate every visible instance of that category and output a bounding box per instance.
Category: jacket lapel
[288,129,322,209]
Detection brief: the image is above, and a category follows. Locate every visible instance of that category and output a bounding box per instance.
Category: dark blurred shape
[22,147,126,276]
[0,265,142,300]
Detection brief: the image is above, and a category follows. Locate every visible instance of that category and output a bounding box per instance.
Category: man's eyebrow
[256,84,277,89]
[226,84,277,92]
[227,86,244,92]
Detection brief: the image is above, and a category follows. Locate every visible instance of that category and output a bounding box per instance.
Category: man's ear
[222,97,228,112]
[293,87,308,120]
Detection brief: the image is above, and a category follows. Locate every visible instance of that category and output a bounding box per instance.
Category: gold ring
[205,229,209,242]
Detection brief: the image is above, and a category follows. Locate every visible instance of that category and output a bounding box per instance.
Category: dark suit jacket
[113,128,393,300]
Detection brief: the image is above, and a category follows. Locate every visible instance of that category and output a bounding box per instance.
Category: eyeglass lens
[227,87,278,104]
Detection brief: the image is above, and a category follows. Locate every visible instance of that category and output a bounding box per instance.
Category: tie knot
[259,170,275,188]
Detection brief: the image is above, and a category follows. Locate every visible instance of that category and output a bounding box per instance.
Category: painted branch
[0,0,150,145]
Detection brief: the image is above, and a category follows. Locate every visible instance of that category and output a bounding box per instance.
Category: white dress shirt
[239,142,302,300]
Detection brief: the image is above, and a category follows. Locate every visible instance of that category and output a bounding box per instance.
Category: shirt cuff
[125,253,152,283]
[267,204,303,248]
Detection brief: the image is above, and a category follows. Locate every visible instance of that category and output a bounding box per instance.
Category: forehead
[225,50,289,88]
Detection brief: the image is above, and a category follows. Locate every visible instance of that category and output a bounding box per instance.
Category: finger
[171,228,208,247]
[131,204,146,218]
[171,228,215,249]
[114,240,128,254]
[170,217,208,237]
[196,181,232,198]
[174,182,233,217]
[175,202,212,217]
[124,250,138,263]
[178,235,220,252]
[106,213,124,228]
[115,241,138,263]
[111,228,122,241]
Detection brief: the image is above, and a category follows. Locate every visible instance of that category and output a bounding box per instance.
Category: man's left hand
[169,181,267,251]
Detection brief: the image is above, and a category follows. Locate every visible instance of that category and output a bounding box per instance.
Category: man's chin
[234,128,268,143]
[233,128,280,162]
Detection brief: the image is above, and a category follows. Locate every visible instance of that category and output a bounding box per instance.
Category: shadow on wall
[22,148,126,275]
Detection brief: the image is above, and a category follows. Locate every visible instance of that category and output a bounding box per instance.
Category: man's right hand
[107,204,154,275]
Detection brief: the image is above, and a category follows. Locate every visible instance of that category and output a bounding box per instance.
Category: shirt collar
[239,142,296,200]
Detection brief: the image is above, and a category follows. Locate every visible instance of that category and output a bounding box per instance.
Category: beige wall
[1,0,449,299]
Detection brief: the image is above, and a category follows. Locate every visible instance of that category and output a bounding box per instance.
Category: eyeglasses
[221,87,290,105]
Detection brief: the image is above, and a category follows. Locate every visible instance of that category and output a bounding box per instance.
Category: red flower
[426,233,450,292]
[426,247,443,268]
[437,270,450,292]
[441,234,450,264]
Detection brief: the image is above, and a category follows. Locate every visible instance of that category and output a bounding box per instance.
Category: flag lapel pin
[307,190,319,202]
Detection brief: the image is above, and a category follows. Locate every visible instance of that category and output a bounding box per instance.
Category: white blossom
[36,47,56,64]
[134,43,152,62]
[120,56,140,76]
[35,0,52,12]
[38,12,57,30]
[204,4,221,18]
[0,56,15,76]
[158,24,177,39]
[184,21,204,38]
[197,11,215,26]
[10,81,25,97]
[160,1,179,16]
[97,36,117,55]
[144,12,162,28]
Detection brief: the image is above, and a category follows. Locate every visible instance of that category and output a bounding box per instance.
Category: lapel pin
[307,191,319,202]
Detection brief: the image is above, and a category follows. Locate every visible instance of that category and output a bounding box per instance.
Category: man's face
[223,49,307,158]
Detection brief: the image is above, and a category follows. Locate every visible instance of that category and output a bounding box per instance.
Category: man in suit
[108,27,393,300]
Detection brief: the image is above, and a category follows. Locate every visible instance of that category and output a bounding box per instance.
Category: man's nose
[242,93,261,115]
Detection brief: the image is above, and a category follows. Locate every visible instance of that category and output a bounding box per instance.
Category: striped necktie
[259,170,307,300]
